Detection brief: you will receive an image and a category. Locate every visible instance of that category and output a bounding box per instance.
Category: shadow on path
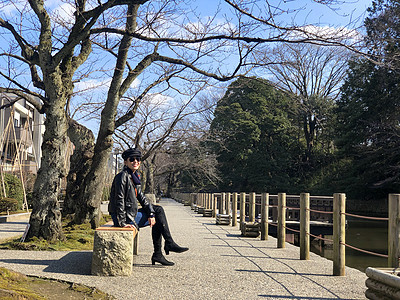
[0,251,92,275]
[198,218,357,300]
[259,295,359,300]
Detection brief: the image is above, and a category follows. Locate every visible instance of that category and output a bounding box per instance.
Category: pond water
[310,219,388,272]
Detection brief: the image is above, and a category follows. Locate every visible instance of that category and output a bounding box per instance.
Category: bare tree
[158,90,223,194]
[261,43,350,160]
[0,0,368,240]
[112,85,209,193]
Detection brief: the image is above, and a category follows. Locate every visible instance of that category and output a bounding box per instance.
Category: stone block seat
[202,209,213,217]
[216,214,231,225]
[91,221,138,276]
[240,221,260,237]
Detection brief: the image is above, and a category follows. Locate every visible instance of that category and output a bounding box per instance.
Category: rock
[91,230,134,276]
[145,193,157,205]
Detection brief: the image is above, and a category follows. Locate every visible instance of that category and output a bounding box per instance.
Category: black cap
[121,148,142,160]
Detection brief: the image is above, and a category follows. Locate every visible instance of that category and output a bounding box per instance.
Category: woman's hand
[148,217,156,228]
[123,224,136,229]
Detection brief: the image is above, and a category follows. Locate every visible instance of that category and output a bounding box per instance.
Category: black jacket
[108,166,155,228]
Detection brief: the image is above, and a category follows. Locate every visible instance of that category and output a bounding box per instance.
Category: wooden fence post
[232,192,238,227]
[221,192,226,214]
[249,192,256,223]
[240,192,246,224]
[333,193,346,276]
[277,193,286,248]
[261,193,269,240]
[212,193,216,217]
[226,192,231,217]
[300,193,310,260]
[388,194,400,268]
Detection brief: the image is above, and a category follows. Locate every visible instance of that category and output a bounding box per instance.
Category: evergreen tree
[336,60,400,198]
[335,0,400,199]
[210,76,302,193]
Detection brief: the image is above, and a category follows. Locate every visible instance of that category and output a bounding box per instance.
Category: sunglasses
[128,156,141,162]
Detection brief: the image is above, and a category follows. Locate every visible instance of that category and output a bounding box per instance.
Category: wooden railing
[172,192,400,277]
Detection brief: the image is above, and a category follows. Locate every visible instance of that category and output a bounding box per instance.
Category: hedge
[2,173,24,210]
[0,197,18,213]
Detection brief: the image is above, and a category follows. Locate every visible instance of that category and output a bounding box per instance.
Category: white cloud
[74,79,109,92]
[45,0,64,10]
[74,77,140,94]
[1,1,29,16]
[0,1,74,25]
[292,25,363,43]
[148,93,173,106]
[50,2,75,25]
[186,16,236,36]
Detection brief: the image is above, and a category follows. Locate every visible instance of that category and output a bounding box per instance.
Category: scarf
[125,166,141,185]
[132,171,141,185]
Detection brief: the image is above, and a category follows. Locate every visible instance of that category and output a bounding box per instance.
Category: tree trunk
[166,172,177,197]
[63,120,95,218]
[303,113,316,161]
[144,155,156,194]
[66,94,116,227]
[27,101,67,242]
[73,138,111,228]
[69,4,141,229]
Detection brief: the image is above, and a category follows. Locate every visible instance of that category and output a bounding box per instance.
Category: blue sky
[0,0,374,135]
[281,0,371,25]
[195,0,371,27]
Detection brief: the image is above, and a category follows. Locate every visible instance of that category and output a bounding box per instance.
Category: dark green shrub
[101,186,111,202]
[2,173,24,210]
[26,192,33,209]
[0,197,18,213]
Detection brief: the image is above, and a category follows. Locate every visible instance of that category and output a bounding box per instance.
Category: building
[0,92,45,173]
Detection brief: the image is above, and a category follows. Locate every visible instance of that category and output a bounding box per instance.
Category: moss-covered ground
[0,267,114,299]
[0,216,111,251]
[0,216,114,299]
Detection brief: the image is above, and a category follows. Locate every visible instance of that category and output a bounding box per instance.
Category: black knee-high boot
[151,224,174,266]
[153,205,189,255]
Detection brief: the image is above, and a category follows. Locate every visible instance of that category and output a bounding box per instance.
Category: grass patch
[0,209,30,216]
[0,215,111,251]
[0,267,114,299]
[0,216,115,299]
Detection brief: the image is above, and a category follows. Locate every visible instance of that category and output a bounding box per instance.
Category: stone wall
[346,198,387,217]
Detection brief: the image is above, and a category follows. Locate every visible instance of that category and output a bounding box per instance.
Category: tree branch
[0,88,44,113]
[0,18,38,63]
[115,71,177,128]
[153,53,238,82]
[119,50,158,96]
[90,28,363,49]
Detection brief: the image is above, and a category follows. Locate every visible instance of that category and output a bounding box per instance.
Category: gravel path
[0,198,367,299]
[0,213,30,241]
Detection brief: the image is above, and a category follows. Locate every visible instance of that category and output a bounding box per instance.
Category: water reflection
[310,219,388,272]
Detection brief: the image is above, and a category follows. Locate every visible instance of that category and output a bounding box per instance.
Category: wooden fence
[172,192,400,277]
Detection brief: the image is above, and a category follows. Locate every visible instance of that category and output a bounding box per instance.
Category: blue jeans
[110,208,149,228]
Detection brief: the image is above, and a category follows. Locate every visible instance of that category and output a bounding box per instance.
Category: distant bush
[26,192,33,209]
[0,197,18,213]
[101,186,111,202]
[2,173,24,210]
